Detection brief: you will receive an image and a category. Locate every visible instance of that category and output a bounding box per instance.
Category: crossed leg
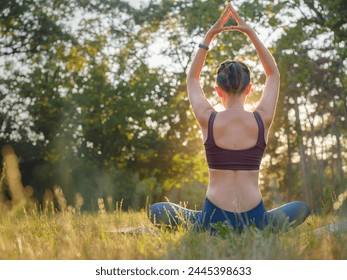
[266,201,311,231]
[148,202,202,229]
[148,200,311,232]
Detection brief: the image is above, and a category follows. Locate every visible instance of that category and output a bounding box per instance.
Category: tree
[1,0,345,212]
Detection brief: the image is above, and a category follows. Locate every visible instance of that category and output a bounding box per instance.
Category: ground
[0,208,346,260]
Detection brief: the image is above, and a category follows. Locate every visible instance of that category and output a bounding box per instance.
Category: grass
[0,207,346,260]
[1,145,346,260]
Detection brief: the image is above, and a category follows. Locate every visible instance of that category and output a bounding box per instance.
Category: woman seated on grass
[148,2,310,234]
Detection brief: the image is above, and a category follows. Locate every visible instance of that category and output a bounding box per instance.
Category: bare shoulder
[254,109,272,129]
[198,108,216,133]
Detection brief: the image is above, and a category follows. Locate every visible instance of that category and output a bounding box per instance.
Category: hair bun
[216,60,251,95]
[227,61,239,74]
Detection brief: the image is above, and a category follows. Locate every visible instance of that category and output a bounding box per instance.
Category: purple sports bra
[204,111,266,171]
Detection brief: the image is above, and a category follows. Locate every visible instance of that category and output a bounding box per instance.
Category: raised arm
[186,5,234,129]
[228,3,280,127]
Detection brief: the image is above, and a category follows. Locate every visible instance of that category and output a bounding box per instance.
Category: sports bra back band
[204,111,266,171]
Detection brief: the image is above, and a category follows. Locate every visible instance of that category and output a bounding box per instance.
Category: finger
[220,11,232,25]
[219,4,231,20]
[223,26,238,31]
[216,26,240,34]
[228,3,241,21]
[220,5,233,25]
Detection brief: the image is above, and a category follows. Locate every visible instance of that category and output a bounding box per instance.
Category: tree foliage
[0,0,346,212]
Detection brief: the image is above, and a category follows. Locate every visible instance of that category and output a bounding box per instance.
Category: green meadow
[0,208,346,260]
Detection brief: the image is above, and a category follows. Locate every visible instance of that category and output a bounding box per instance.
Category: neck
[222,94,245,110]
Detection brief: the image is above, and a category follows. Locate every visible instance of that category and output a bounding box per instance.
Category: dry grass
[1,145,346,260]
[0,207,346,260]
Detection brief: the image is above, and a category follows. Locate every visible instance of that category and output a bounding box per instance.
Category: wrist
[198,43,209,51]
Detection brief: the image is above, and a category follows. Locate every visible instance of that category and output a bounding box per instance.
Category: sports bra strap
[253,111,265,145]
[207,110,265,146]
[207,111,218,144]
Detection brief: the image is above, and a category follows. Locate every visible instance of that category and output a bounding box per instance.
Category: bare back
[202,110,269,213]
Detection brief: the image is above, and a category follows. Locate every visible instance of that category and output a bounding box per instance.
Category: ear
[244,83,252,96]
[215,85,224,97]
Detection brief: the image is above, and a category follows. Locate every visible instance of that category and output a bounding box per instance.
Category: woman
[148,3,310,234]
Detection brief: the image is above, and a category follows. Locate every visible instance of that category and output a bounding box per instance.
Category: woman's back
[206,109,266,150]
[204,109,268,213]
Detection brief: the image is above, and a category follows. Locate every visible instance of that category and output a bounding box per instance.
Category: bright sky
[126,0,150,8]
[124,0,285,68]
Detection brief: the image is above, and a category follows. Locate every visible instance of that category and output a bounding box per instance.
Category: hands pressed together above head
[206,2,252,38]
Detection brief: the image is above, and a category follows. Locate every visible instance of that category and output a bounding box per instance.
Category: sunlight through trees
[0,0,346,212]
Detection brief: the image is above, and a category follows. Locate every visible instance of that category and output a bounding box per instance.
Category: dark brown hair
[216,60,250,95]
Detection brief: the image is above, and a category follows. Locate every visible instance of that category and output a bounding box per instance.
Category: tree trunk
[1,145,27,210]
[293,98,312,206]
[344,94,347,131]
[284,114,293,201]
[0,163,7,210]
[332,100,344,190]
[303,103,324,206]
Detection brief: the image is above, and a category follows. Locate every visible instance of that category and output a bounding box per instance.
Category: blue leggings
[148,197,310,234]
